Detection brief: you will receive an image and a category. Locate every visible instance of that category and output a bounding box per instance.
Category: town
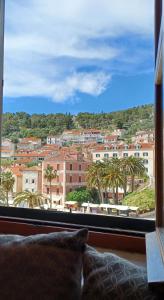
[0,127,155,218]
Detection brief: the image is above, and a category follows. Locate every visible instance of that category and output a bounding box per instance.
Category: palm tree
[0,171,15,206]
[122,156,146,192]
[14,191,45,208]
[87,161,105,203]
[44,165,57,208]
[1,159,14,169]
[104,158,125,204]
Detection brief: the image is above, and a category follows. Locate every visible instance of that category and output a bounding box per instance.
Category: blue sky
[3,0,154,114]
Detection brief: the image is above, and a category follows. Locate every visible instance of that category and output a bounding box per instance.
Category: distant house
[132,130,154,143]
[17,137,42,150]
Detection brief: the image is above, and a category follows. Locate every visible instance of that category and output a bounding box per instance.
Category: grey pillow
[0,228,88,300]
[82,246,158,300]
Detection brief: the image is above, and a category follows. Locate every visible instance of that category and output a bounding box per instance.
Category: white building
[92,143,155,180]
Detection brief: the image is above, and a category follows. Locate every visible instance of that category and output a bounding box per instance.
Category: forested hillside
[2,104,154,141]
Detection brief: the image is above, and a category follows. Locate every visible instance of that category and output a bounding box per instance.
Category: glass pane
[2,0,155,220]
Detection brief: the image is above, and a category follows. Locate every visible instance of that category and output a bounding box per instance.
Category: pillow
[0,228,88,300]
[82,246,158,300]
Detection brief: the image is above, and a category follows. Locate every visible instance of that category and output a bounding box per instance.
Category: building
[22,166,42,193]
[17,137,42,150]
[92,142,155,180]
[132,130,155,143]
[42,152,91,205]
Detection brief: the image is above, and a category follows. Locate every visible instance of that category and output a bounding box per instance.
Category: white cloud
[4,0,154,102]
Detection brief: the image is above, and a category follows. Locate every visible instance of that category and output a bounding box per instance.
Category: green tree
[104,158,125,204]
[1,159,14,168]
[122,156,146,192]
[67,189,92,205]
[87,161,105,203]
[0,171,15,206]
[44,165,57,209]
[14,191,45,208]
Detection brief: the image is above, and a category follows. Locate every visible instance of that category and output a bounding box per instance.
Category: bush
[122,188,155,213]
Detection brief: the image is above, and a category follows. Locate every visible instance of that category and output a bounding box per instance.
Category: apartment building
[42,152,91,205]
[92,143,155,180]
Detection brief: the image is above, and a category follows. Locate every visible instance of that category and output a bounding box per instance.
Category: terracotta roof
[22,166,42,172]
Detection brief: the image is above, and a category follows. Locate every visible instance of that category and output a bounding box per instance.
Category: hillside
[2,104,154,141]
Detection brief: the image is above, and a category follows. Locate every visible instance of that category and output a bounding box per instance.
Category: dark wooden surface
[0,219,146,253]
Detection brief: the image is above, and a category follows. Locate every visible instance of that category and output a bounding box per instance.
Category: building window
[113,153,118,158]
[135,144,141,150]
[79,164,81,171]
[96,154,100,158]
[123,153,128,157]
[79,176,81,183]
[143,152,148,156]
[124,145,129,150]
[47,188,49,194]
[31,189,34,192]
[70,176,72,183]
[70,164,73,170]
[57,188,59,195]
[69,188,72,192]
[134,152,140,157]
[31,179,35,184]
[145,168,148,173]
[57,164,60,170]
[104,153,109,158]
[25,178,28,183]
[144,159,148,164]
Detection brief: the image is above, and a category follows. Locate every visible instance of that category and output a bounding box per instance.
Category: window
[79,176,81,182]
[143,152,148,157]
[135,144,141,150]
[134,152,140,157]
[31,188,34,192]
[104,153,109,158]
[25,178,28,183]
[145,168,148,173]
[124,145,128,150]
[143,159,148,164]
[56,188,59,195]
[31,179,35,184]
[57,164,60,170]
[123,153,128,157]
[0,0,156,236]
[79,164,81,171]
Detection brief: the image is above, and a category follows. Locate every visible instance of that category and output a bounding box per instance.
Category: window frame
[146,0,164,286]
[0,0,156,237]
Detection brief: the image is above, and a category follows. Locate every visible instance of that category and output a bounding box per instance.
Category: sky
[3,0,154,114]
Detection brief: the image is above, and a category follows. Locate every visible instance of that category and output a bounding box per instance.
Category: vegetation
[2,104,154,141]
[44,165,57,208]
[87,157,146,204]
[14,191,45,208]
[67,187,100,205]
[123,188,155,213]
[0,171,15,206]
